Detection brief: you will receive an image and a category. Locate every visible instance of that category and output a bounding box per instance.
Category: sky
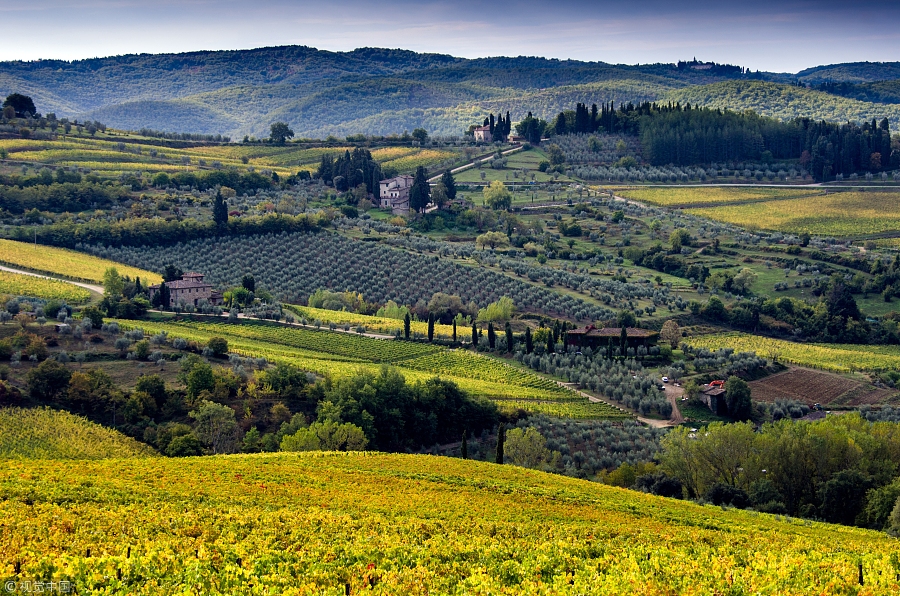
[2,0,899,73]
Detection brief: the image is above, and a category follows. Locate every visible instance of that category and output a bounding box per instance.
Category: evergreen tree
[495,423,505,464]
[440,170,457,201]
[487,322,496,349]
[427,314,434,342]
[461,430,468,459]
[472,322,478,347]
[505,322,514,353]
[620,326,628,354]
[404,313,411,340]
[452,319,457,342]
[213,190,228,226]
[525,327,533,354]
[546,328,554,354]
[409,166,430,213]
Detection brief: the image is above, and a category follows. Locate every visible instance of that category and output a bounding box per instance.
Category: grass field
[616,186,821,207]
[686,191,900,236]
[688,332,900,372]
[118,317,625,418]
[0,271,92,302]
[0,239,161,284]
[0,407,156,459]
[0,452,896,594]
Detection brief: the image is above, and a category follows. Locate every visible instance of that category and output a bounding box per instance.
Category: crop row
[402,350,568,393]
[0,239,161,284]
[686,191,900,237]
[285,304,457,337]
[1,453,897,594]
[0,271,91,303]
[493,399,631,420]
[117,319,584,406]
[617,186,820,207]
[687,332,900,372]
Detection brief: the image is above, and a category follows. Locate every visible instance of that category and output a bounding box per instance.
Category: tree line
[546,101,898,180]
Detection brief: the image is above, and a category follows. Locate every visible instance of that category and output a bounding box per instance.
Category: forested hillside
[3,47,900,138]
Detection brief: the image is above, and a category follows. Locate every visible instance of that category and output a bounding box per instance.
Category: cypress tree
[404,313,411,340]
[525,327,533,354]
[620,326,628,353]
[495,423,505,464]
[440,170,457,201]
[547,328,554,354]
[505,322,513,353]
[213,190,228,226]
[452,319,457,342]
[427,314,434,342]
[461,430,468,459]
[472,322,478,348]
[158,283,170,310]
[487,322,496,349]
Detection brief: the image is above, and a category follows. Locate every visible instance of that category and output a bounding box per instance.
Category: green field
[119,318,627,419]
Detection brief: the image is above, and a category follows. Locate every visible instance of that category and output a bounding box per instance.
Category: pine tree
[461,430,468,459]
[525,327,533,354]
[472,322,478,348]
[404,313,411,340]
[487,322,496,350]
[495,423,505,464]
[505,322,514,353]
[427,314,434,342]
[213,190,228,226]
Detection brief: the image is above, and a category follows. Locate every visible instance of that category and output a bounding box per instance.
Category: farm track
[0,264,103,294]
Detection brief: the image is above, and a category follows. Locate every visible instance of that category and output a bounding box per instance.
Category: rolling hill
[3,47,900,138]
[0,452,896,593]
[0,407,157,459]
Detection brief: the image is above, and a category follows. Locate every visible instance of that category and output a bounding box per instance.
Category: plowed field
[749,367,897,406]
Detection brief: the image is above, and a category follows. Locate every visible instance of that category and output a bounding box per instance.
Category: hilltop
[4,46,900,138]
[0,407,157,459]
[0,452,895,594]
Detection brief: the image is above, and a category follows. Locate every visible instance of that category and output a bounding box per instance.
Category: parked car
[661,376,670,383]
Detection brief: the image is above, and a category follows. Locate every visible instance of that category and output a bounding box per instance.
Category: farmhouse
[379,175,414,215]
[700,380,727,415]
[149,272,223,308]
[473,125,492,143]
[566,326,659,350]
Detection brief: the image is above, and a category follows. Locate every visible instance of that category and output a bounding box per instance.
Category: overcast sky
[2,0,899,72]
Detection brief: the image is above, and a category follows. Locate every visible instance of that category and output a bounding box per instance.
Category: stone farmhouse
[566,325,659,350]
[379,175,414,214]
[149,272,223,308]
[473,125,492,143]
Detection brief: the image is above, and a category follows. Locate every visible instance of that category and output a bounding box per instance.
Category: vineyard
[117,318,614,416]
[0,408,157,459]
[0,137,461,178]
[0,239,161,285]
[0,453,897,594]
[285,304,456,338]
[0,271,91,302]
[686,191,900,236]
[91,231,615,321]
[616,186,821,207]
[687,332,900,372]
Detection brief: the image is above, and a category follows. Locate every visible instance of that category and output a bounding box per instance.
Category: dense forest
[545,101,897,179]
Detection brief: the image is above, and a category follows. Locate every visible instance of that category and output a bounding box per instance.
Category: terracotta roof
[568,326,658,338]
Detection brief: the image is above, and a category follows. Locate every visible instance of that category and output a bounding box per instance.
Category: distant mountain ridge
[1,46,899,138]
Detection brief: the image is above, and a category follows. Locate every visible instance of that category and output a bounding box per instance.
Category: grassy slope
[0,452,896,594]
[0,407,156,459]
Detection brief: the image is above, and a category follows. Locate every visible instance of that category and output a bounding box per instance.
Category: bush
[207,337,228,357]
[705,483,750,508]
